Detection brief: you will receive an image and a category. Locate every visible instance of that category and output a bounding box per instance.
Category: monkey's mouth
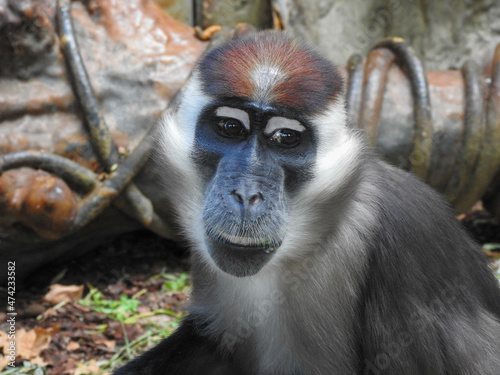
[206,228,281,254]
[203,225,283,277]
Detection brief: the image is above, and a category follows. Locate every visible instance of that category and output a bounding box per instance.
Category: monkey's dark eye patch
[269,129,301,147]
[216,118,247,138]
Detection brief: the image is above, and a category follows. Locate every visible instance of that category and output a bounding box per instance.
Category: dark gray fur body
[187,157,500,375]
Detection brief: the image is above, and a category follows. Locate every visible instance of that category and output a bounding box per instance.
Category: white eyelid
[215,107,250,130]
[264,117,306,136]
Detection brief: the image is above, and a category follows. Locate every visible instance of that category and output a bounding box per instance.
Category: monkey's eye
[269,129,300,147]
[216,118,247,138]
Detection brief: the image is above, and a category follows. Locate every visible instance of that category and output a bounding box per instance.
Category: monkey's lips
[204,227,282,277]
[206,228,281,253]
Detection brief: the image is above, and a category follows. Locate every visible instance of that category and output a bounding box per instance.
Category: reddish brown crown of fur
[198,31,343,114]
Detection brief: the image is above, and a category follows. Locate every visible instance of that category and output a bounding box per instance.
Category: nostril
[231,190,244,204]
[248,192,263,206]
[231,190,263,206]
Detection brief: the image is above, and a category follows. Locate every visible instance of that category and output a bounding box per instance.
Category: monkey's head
[159,31,362,277]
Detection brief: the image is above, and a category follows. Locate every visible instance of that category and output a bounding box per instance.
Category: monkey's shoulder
[364,159,500,313]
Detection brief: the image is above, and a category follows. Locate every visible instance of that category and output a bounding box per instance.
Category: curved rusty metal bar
[55,0,171,237]
[455,44,500,211]
[0,150,98,193]
[444,61,485,204]
[57,0,120,172]
[374,38,433,181]
[358,48,395,146]
[0,135,169,240]
[72,134,153,230]
[346,53,364,127]
[0,94,74,122]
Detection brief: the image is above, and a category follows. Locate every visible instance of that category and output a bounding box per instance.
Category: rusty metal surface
[0,168,77,239]
[55,0,174,240]
[374,38,434,180]
[444,61,485,205]
[0,0,208,278]
[345,53,363,126]
[0,0,207,170]
[358,48,395,146]
[57,0,121,173]
[455,44,500,211]
[346,39,500,214]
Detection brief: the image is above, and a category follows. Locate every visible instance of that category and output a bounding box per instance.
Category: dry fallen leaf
[42,284,84,305]
[0,331,16,370]
[0,353,12,371]
[66,341,80,351]
[50,356,77,375]
[95,338,116,349]
[17,327,58,362]
[74,359,100,375]
[0,326,58,370]
[30,355,49,367]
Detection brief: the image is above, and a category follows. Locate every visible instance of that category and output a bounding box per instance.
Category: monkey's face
[159,31,357,277]
[192,98,317,276]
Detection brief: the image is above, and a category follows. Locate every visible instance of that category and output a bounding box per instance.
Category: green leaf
[163,273,190,291]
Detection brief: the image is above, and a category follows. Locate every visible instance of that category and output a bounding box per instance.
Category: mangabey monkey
[115,31,500,374]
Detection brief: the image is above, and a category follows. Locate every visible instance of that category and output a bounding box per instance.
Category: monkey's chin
[204,233,280,277]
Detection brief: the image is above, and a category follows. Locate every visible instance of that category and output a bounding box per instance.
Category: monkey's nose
[231,189,263,207]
